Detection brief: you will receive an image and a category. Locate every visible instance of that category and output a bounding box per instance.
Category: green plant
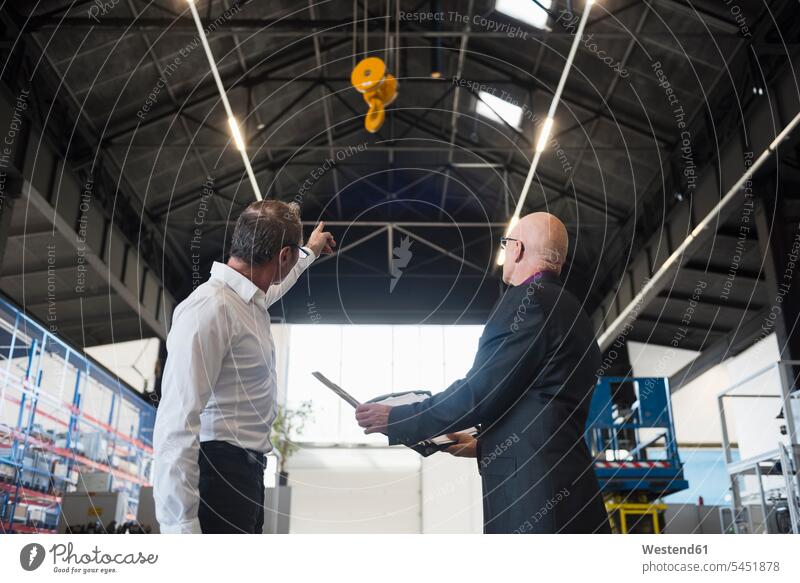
[270,400,314,475]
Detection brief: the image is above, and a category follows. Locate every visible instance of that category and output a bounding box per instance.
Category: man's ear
[270,248,285,279]
[513,240,524,263]
[278,246,293,266]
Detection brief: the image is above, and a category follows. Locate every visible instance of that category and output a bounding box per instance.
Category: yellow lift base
[605,495,667,534]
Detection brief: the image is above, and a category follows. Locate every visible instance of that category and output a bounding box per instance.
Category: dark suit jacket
[387,271,611,534]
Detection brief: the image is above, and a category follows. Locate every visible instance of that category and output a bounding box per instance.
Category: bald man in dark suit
[356,212,610,534]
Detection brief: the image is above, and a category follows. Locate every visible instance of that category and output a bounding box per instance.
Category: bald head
[502,212,568,285]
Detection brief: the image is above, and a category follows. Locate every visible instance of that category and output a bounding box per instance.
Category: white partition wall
[286,448,421,534]
[628,334,781,447]
[420,453,483,534]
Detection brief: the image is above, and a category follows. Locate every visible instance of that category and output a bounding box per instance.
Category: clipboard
[311,371,479,456]
[311,371,360,408]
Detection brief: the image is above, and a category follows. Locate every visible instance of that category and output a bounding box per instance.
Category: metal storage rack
[718,360,800,534]
[0,297,155,533]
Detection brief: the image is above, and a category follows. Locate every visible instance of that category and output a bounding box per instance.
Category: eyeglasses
[285,244,309,258]
[499,237,521,250]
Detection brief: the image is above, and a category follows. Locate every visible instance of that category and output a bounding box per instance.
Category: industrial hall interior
[0,0,799,537]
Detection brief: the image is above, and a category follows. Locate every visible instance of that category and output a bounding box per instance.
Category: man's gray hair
[229,200,302,265]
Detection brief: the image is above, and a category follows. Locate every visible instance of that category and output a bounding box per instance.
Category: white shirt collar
[209,261,265,305]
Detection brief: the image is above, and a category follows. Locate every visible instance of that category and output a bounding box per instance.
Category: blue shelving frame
[0,297,156,533]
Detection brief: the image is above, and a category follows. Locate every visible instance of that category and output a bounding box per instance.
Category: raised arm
[264,221,335,307]
[264,247,316,307]
[357,290,546,445]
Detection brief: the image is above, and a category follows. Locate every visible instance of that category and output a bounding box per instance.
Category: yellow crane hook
[351,57,398,134]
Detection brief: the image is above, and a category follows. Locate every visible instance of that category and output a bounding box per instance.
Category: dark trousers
[198,440,266,534]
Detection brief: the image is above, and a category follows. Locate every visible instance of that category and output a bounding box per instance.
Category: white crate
[58,491,127,533]
[82,433,109,461]
[13,503,27,521]
[27,506,46,523]
[77,471,113,493]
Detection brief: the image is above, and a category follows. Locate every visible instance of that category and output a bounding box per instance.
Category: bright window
[496,0,552,30]
[476,91,523,129]
[284,324,483,444]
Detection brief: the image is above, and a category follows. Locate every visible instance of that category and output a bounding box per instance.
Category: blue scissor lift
[585,377,689,533]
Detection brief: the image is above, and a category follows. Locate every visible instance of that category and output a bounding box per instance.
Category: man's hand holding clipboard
[311,371,478,457]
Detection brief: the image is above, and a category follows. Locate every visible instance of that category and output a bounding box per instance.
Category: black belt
[200,440,267,469]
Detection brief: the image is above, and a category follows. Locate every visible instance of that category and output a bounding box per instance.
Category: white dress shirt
[153,249,315,534]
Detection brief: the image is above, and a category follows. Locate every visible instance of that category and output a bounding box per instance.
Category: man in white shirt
[153,200,334,534]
